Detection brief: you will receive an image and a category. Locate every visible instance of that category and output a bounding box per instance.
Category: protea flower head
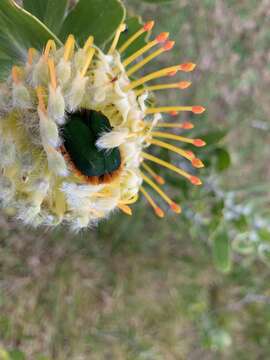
[0,18,206,230]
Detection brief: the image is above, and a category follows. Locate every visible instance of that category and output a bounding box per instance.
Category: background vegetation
[1,0,270,358]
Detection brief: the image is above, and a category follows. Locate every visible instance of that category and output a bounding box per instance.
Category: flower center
[62,109,122,184]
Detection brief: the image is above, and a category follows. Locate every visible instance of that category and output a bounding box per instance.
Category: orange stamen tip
[193,139,206,147]
[185,150,195,158]
[155,176,165,185]
[192,106,205,114]
[192,158,205,168]
[155,207,165,218]
[169,111,179,116]
[167,70,178,76]
[170,202,182,214]
[182,121,194,129]
[179,63,196,72]
[144,21,155,31]
[190,176,202,186]
[178,81,191,89]
[156,32,170,43]
[163,40,175,51]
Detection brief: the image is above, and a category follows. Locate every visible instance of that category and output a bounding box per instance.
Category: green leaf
[258,244,270,265]
[232,233,256,255]
[117,16,148,58]
[232,214,248,232]
[0,0,61,78]
[200,130,228,146]
[23,0,68,34]
[59,0,126,47]
[208,329,232,350]
[214,148,231,172]
[0,348,11,360]
[212,224,231,273]
[63,110,121,178]
[8,350,26,360]
[0,59,13,81]
[258,228,270,242]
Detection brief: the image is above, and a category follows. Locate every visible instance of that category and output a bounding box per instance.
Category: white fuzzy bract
[96,128,129,149]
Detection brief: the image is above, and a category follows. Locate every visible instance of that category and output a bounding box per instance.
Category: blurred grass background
[1,0,270,359]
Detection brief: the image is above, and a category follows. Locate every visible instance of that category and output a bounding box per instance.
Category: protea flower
[0,12,206,230]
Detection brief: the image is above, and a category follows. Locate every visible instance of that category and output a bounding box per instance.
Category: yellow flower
[0,21,206,230]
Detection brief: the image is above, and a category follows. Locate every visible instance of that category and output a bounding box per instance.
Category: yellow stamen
[155,122,194,130]
[141,172,181,213]
[142,151,194,181]
[64,34,75,62]
[151,131,195,145]
[83,35,94,52]
[125,65,180,91]
[148,139,203,169]
[118,203,132,216]
[118,21,155,54]
[142,162,165,185]
[12,66,20,84]
[140,186,164,218]
[47,58,57,91]
[119,194,139,205]
[27,48,36,65]
[146,106,193,115]
[127,40,175,75]
[43,39,56,61]
[135,82,191,96]
[36,86,47,114]
[108,23,127,55]
[93,191,112,198]
[127,47,165,76]
[81,48,95,77]
[123,35,168,67]
[149,138,194,161]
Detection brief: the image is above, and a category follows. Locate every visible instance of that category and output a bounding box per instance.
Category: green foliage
[0,0,128,79]
[200,130,228,146]
[7,350,26,360]
[0,59,13,81]
[23,0,68,34]
[232,233,256,255]
[0,349,26,360]
[212,223,232,273]
[0,0,61,78]
[213,148,231,172]
[117,16,148,57]
[59,0,126,47]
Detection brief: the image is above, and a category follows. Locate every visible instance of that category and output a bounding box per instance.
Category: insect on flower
[0,19,206,230]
